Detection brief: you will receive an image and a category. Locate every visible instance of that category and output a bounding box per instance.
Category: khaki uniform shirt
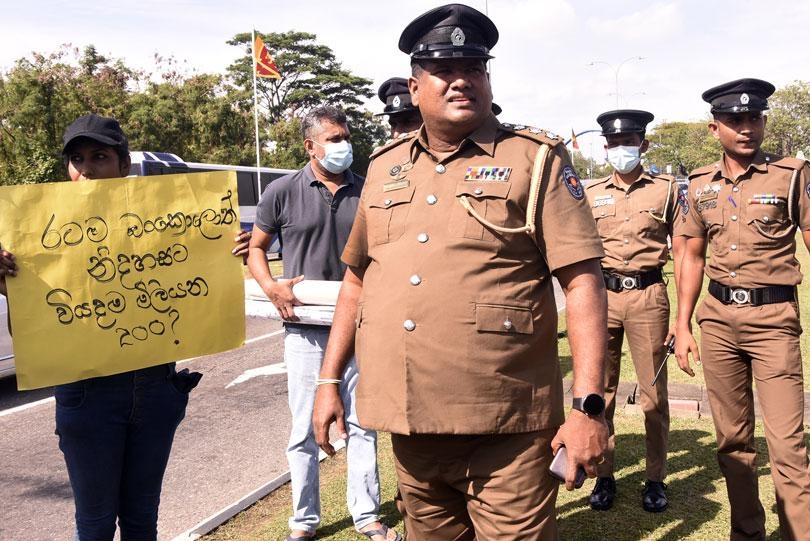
[586,172,678,273]
[675,151,810,288]
[342,115,604,435]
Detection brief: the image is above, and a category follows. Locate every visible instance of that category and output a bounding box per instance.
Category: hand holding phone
[549,445,586,489]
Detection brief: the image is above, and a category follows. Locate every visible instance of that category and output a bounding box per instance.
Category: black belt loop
[602,268,664,292]
[708,280,795,306]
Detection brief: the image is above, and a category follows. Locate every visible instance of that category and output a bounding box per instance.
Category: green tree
[645,121,721,175]
[764,81,810,157]
[0,45,134,184]
[225,31,387,172]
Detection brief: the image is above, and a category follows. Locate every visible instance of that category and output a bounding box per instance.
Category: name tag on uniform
[464,166,511,181]
[592,195,615,207]
[383,179,410,192]
[695,183,720,203]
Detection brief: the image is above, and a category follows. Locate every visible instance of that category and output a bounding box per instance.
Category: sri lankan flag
[254,35,281,79]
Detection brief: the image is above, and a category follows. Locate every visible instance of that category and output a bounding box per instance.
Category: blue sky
[2,0,808,162]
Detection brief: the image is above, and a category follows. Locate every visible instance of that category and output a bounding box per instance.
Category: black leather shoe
[642,480,668,512]
[589,476,616,511]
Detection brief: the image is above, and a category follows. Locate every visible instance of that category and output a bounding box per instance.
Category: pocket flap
[456,181,511,199]
[369,185,415,209]
[475,303,533,334]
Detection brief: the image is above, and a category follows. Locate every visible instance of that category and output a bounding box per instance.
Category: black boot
[589,476,616,511]
[641,480,668,512]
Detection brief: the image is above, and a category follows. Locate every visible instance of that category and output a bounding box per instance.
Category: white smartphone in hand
[549,445,586,488]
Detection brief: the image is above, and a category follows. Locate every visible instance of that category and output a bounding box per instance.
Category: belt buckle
[729,288,751,305]
[621,276,639,290]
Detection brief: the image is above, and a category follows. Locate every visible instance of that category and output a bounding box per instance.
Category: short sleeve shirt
[674,151,810,287]
[585,172,679,273]
[342,115,604,435]
[255,163,363,281]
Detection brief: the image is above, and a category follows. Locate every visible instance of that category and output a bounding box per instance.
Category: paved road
[0,314,290,541]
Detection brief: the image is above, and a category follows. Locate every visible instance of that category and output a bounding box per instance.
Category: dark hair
[301,106,348,140]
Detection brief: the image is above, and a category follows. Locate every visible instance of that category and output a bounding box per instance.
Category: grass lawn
[212,237,810,539]
[204,413,805,540]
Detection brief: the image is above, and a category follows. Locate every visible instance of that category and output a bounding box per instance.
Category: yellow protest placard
[0,171,245,389]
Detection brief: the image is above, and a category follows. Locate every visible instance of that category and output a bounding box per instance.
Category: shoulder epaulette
[586,176,611,189]
[649,172,675,182]
[769,154,808,171]
[688,163,719,180]
[499,123,564,147]
[370,131,416,160]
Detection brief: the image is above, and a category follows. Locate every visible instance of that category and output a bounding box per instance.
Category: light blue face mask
[606,145,641,174]
[313,140,353,174]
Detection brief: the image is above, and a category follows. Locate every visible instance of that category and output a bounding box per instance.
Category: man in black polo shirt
[247,105,399,541]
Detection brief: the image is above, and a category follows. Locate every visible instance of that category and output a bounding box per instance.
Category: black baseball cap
[62,114,128,154]
[702,78,775,114]
[399,3,498,60]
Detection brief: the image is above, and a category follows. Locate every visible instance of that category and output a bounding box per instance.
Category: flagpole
[251,29,262,201]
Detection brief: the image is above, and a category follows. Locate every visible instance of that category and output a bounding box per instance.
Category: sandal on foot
[359,524,402,541]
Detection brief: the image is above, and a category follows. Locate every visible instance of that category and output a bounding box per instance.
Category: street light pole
[588,56,645,109]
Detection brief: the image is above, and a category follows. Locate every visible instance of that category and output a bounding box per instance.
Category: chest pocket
[700,205,727,257]
[449,181,512,241]
[747,204,793,240]
[637,205,668,239]
[367,185,415,245]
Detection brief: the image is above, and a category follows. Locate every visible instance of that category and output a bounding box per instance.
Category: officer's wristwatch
[572,394,606,416]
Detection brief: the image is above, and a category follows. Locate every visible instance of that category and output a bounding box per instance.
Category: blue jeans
[284,326,381,534]
[54,363,195,541]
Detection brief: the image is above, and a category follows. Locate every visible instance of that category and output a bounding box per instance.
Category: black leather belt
[603,268,663,292]
[708,280,795,306]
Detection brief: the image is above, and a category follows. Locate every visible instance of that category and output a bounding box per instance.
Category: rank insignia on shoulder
[383,179,410,192]
[562,166,584,200]
[464,166,511,181]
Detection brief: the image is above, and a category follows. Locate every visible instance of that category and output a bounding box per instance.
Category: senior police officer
[376,77,423,139]
[312,4,609,540]
[585,110,679,513]
[674,78,810,540]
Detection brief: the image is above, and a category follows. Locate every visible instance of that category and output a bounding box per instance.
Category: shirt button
[625,217,630,222]
[426,194,438,205]
[623,238,629,244]
[474,187,483,195]
[730,272,737,278]
[435,164,446,174]
[762,215,769,223]
[404,319,416,331]
[623,260,629,266]
[732,186,740,192]
[384,199,392,206]
[409,274,422,285]
[731,244,737,250]
[731,215,738,221]
[417,233,429,243]
[503,319,513,331]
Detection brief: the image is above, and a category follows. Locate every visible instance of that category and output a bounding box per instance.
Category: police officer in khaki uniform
[675,78,810,540]
[376,77,423,139]
[312,4,610,540]
[585,110,677,513]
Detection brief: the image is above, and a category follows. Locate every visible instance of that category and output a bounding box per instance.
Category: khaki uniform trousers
[598,281,670,481]
[697,295,810,541]
[391,429,559,541]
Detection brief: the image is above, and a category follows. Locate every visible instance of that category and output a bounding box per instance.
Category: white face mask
[606,145,641,174]
[313,140,353,174]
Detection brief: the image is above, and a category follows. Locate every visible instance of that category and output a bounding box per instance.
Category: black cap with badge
[376,77,418,117]
[399,3,499,60]
[702,78,775,114]
[596,109,654,136]
[62,114,128,155]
